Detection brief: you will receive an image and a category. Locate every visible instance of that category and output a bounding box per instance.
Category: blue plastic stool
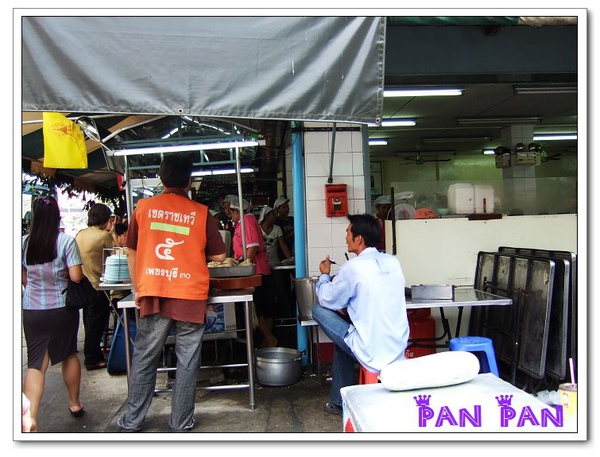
[448,336,499,377]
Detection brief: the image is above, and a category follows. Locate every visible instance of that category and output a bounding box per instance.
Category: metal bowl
[255,347,302,387]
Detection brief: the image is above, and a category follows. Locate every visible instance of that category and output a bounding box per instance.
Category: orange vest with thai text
[134,194,209,300]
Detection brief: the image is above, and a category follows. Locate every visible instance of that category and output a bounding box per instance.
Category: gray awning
[22,16,385,124]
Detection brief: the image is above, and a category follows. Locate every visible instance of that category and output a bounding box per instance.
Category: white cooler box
[448,183,495,214]
[448,183,474,214]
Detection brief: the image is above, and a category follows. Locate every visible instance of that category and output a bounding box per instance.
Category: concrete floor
[20,316,343,437]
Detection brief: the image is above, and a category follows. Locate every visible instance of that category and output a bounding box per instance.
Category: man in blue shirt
[312,214,409,416]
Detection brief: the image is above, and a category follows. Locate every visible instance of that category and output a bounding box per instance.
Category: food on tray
[239,258,253,266]
[208,257,239,268]
[207,257,256,278]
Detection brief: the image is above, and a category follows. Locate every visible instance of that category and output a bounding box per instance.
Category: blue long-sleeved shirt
[315,247,409,372]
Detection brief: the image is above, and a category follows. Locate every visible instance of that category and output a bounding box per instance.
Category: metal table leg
[244,299,255,410]
[438,308,453,342]
[122,309,132,383]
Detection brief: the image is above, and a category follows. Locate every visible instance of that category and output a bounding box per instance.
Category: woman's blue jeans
[117,313,205,432]
[311,304,358,407]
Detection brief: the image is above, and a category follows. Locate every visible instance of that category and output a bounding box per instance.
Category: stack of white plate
[103,254,130,283]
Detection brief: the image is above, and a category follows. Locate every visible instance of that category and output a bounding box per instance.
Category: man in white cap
[373,195,391,252]
[259,206,294,317]
[258,206,291,267]
[215,194,236,234]
[273,196,294,258]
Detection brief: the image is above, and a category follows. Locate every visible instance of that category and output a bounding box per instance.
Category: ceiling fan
[540,151,562,162]
[396,151,453,165]
[524,142,562,162]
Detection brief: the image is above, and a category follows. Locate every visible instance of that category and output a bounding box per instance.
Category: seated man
[312,213,409,416]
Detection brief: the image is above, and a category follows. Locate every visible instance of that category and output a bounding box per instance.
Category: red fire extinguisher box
[325,184,348,217]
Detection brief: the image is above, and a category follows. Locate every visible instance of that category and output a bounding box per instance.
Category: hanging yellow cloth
[43,112,88,169]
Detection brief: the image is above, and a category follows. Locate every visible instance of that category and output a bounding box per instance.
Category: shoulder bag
[63,275,97,309]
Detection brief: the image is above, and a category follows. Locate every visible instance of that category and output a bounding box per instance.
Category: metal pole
[235,147,247,258]
[124,156,133,222]
[390,186,397,255]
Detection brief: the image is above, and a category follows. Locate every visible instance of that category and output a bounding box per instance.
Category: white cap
[273,196,290,211]
[374,195,391,206]
[228,196,250,211]
[258,206,275,223]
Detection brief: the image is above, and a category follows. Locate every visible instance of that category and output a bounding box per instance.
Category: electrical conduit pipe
[292,121,309,366]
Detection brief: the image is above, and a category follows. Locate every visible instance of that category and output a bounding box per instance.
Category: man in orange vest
[117,153,226,432]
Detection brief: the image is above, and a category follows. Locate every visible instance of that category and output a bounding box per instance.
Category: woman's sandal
[69,407,85,418]
[85,360,107,371]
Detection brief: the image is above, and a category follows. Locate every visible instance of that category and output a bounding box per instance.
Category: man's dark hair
[347,213,381,248]
[87,203,113,227]
[159,153,193,188]
[114,223,128,236]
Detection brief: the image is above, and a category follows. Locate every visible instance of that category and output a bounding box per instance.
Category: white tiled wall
[301,122,367,277]
[500,124,537,214]
[283,122,367,345]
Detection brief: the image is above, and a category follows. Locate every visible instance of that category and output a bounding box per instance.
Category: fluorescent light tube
[457,116,542,125]
[533,134,577,141]
[161,128,179,139]
[191,167,254,177]
[369,119,417,127]
[514,85,577,95]
[396,150,455,156]
[482,149,496,155]
[190,170,212,177]
[422,136,492,144]
[212,167,254,175]
[384,88,463,97]
[369,139,388,146]
[112,140,260,157]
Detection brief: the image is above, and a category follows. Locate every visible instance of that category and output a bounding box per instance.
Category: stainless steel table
[299,287,512,380]
[407,286,513,344]
[118,288,257,410]
[300,287,511,327]
[271,264,296,271]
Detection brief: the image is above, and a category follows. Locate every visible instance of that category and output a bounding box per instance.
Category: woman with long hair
[22,196,85,432]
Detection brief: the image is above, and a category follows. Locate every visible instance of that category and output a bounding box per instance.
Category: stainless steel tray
[208,264,255,278]
[411,284,453,300]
